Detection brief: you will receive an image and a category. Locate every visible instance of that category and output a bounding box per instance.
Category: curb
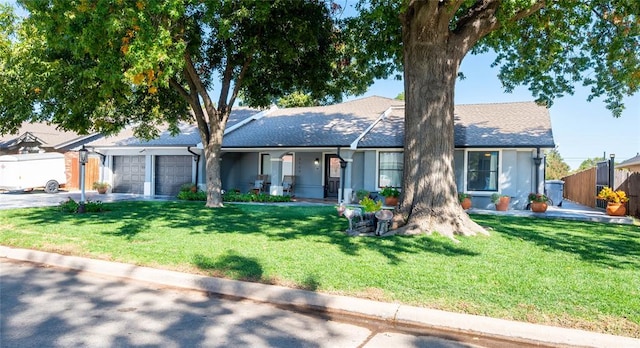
[2,246,639,348]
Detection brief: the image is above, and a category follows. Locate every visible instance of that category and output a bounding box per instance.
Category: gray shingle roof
[454,101,555,148]
[222,96,403,148]
[84,97,555,149]
[0,122,96,151]
[87,108,261,147]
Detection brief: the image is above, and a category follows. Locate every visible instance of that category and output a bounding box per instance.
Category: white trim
[462,148,502,195]
[223,105,278,135]
[349,106,403,150]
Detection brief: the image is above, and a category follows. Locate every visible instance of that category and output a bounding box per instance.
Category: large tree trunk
[203,135,224,208]
[394,5,487,238]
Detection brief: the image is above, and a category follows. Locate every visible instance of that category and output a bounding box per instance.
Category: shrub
[379,186,400,198]
[177,190,207,201]
[58,197,79,213]
[58,197,106,213]
[179,183,198,193]
[359,196,382,212]
[355,189,370,201]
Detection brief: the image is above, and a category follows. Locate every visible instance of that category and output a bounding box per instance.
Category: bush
[359,197,382,212]
[58,197,79,213]
[179,183,198,193]
[177,190,207,201]
[179,190,292,203]
[58,197,106,213]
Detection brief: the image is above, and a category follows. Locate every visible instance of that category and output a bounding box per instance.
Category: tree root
[393,209,488,241]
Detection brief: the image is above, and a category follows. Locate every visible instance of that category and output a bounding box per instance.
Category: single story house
[84,96,555,209]
[0,122,100,155]
[617,154,640,172]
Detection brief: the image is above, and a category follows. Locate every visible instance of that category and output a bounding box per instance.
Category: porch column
[268,151,287,195]
[338,149,355,203]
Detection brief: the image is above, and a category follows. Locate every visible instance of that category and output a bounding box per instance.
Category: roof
[86,108,262,148]
[0,123,97,152]
[222,96,402,148]
[223,97,555,149]
[617,154,640,169]
[84,97,555,150]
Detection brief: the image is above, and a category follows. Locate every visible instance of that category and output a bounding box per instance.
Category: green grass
[1,201,638,337]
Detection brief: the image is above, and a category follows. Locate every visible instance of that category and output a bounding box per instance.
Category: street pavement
[1,259,484,348]
[0,190,164,210]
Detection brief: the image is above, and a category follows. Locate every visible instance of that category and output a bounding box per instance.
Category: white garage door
[113,156,146,194]
[155,155,192,196]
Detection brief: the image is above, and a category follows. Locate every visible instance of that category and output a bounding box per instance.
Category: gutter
[349,106,403,150]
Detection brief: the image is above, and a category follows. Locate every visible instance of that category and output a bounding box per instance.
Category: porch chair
[282,175,295,196]
[251,180,264,194]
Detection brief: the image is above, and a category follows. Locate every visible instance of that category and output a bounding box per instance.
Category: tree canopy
[545,149,571,180]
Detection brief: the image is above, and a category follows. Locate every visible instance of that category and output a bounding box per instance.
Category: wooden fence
[563,168,640,218]
[64,152,100,190]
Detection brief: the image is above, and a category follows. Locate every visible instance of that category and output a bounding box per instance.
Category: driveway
[0,190,160,210]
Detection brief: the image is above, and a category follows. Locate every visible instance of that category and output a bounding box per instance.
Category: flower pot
[460,197,472,210]
[384,196,398,207]
[606,202,626,216]
[495,196,510,211]
[97,187,107,194]
[531,201,548,213]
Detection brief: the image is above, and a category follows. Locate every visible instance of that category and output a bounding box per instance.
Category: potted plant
[92,182,110,194]
[458,193,472,210]
[379,186,400,207]
[597,186,629,216]
[491,193,510,211]
[528,192,550,213]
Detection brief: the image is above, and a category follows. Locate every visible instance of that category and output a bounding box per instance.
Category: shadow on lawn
[472,214,640,269]
[13,201,479,265]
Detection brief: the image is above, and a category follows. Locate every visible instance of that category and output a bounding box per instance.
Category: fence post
[609,154,615,189]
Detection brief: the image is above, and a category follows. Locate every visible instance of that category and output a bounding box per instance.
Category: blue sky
[353,52,640,169]
[4,1,638,169]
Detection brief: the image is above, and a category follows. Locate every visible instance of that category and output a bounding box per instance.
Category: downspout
[187,147,201,186]
[533,147,542,194]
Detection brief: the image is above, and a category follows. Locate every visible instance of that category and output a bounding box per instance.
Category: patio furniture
[282,175,295,196]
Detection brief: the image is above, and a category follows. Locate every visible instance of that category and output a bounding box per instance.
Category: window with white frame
[466,151,498,191]
[379,152,403,188]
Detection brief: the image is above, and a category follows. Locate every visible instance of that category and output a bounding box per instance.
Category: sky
[4,1,639,169]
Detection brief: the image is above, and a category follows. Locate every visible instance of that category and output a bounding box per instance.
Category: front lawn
[0,201,638,337]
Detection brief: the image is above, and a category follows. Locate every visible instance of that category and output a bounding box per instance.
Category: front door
[325,154,340,198]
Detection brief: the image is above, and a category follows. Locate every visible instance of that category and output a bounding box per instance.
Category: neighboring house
[84,96,555,209]
[0,122,100,155]
[0,122,103,190]
[617,154,640,172]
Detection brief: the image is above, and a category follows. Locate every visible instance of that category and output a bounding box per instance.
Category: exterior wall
[93,147,201,196]
[221,152,259,193]
[295,152,324,199]
[454,148,539,210]
[363,150,377,192]
[350,152,365,193]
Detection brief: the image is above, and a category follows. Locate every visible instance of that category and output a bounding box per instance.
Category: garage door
[112,156,146,194]
[155,155,192,196]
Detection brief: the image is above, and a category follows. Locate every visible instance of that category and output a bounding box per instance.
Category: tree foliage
[576,157,606,172]
[545,149,571,180]
[345,0,639,237]
[1,0,361,207]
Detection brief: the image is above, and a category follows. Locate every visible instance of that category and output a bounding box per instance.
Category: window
[466,151,498,191]
[260,154,271,177]
[379,152,403,188]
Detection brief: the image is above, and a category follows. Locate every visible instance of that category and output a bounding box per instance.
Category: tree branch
[227,56,253,116]
[182,61,211,145]
[183,52,217,125]
[452,0,545,52]
[217,56,234,113]
[169,78,190,101]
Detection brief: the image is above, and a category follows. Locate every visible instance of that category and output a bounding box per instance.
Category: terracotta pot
[495,196,510,211]
[531,201,548,213]
[384,196,399,207]
[606,202,626,216]
[97,188,107,194]
[460,197,472,210]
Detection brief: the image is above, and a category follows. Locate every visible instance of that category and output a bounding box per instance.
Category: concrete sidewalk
[2,246,638,348]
